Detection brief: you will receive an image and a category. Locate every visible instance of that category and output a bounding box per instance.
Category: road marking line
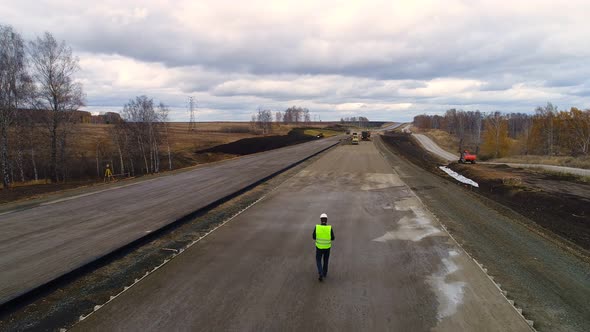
[41,179,158,206]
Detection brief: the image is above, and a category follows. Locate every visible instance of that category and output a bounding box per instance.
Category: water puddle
[427,250,466,320]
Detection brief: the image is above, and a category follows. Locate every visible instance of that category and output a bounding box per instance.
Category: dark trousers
[316,248,331,277]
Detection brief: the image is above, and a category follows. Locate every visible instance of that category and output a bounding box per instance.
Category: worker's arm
[331,229,335,241]
[312,228,316,240]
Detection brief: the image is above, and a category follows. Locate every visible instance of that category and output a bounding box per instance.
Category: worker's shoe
[318,275,323,282]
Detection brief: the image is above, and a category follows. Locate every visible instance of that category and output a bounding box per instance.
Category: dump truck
[361,131,370,140]
[459,150,476,164]
[351,132,359,145]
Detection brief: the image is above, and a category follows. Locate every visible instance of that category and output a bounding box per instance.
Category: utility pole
[188,96,196,132]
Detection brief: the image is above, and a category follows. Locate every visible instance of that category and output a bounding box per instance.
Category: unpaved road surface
[73,140,530,331]
[378,134,590,331]
[412,131,590,177]
[0,137,339,305]
[484,162,590,177]
[378,122,403,131]
[413,133,458,162]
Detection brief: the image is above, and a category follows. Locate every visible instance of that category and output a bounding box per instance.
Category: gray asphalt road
[73,141,530,331]
[0,137,339,305]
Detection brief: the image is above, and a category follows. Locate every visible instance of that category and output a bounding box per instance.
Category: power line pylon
[188,96,196,132]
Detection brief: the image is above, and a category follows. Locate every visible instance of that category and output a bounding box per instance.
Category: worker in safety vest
[312,213,335,282]
[104,164,113,182]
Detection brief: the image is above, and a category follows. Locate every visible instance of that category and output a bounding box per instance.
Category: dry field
[492,155,590,170]
[0,122,342,203]
[383,132,590,252]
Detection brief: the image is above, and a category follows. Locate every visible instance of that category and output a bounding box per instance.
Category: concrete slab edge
[73,192,271,328]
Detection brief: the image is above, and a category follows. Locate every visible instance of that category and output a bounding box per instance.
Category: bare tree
[283,106,307,123]
[121,96,166,174]
[304,109,311,123]
[567,107,590,155]
[158,102,173,170]
[0,25,30,187]
[535,102,557,155]
[485,112,506,158]
[253,108,272,134]
[520,116,533,155]
[29,32,84,182]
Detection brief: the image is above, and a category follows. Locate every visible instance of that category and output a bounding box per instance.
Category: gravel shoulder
[375,133,590,332]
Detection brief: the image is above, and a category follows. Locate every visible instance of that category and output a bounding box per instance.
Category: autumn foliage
[413,103,590,159]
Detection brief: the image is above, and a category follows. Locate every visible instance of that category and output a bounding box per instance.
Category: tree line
[251,106,313,134]
[107,96,172,178]
[413,103,590,158]
[1,25,85,188]
[339,116,370,127]
[0,25,174,188]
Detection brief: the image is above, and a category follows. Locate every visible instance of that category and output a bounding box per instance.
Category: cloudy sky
[2,0,589,121]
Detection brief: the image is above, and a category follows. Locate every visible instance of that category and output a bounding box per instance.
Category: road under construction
[2,131,588,331]
[69,136,531,331]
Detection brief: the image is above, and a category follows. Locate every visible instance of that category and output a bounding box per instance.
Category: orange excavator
[459,150,477,164]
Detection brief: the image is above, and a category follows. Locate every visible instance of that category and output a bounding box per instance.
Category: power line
[188,96,196,132]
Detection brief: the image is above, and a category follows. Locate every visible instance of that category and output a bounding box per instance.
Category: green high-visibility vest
[315,225,332,249]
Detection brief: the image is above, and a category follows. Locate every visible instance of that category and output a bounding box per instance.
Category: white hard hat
[320,213,328,219]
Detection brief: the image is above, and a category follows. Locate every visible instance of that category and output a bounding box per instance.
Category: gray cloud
[1,0,589,120]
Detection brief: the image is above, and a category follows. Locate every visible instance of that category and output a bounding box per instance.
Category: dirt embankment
[197,129,321,156]
[382,132,590,252]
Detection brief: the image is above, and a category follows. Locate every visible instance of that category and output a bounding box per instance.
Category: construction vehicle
[361,131,371,140]
[351,132,359,145]
[459,150,477,164]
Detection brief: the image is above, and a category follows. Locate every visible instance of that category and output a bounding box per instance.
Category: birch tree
[566,107,590,155]
[534,103,557,156]
[122,96,164,174]
[482,112,510,158]
[0,25,31,187]
[29,32,84,182]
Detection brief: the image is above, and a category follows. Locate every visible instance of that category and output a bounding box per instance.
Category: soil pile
[198,129,317,156]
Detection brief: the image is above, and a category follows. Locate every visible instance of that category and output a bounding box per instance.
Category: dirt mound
[453,163,590,250]
[198,129,317,156]
[382,132,590,251]
[381,133,445,174]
